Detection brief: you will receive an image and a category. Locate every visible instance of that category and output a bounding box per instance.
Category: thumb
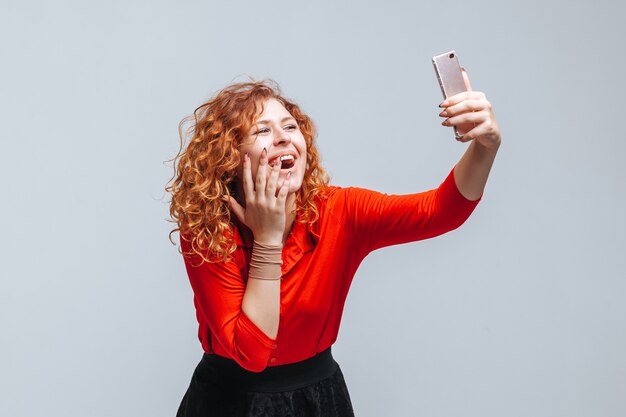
[461,67,472,92]
[228,196,246,225]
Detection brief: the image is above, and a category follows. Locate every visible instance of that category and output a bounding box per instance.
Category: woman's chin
[285,186,299,196]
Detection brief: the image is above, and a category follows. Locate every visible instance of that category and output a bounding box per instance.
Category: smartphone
[432,50,472,138]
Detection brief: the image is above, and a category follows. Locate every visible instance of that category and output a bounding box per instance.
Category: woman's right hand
[228,148,291,245]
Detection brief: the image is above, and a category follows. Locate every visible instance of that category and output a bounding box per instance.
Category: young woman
[166,74,500,416]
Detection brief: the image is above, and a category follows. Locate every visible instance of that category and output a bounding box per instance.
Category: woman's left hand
[438,68,501,149]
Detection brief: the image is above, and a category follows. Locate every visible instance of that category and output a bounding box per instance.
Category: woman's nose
[274,128,292,145]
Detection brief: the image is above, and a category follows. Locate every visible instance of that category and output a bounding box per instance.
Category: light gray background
[1,1,624,416]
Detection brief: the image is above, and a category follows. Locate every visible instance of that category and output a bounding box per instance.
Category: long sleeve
[340,165,481,255]
[181,239,276,372]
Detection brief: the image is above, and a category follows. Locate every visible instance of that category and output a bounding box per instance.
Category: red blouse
[180,165,481,372]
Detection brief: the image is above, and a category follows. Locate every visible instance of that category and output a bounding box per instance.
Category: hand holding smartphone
[432,50,475,139]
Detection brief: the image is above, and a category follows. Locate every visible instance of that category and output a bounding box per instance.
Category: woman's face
[235,98,307,198]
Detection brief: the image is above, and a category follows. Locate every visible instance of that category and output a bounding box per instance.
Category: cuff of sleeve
[443,165,483,205]
[239,309,277,350]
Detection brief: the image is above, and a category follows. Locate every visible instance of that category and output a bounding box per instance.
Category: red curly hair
[165,79,331,265]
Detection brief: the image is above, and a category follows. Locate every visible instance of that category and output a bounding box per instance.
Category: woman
[166,74,500,416]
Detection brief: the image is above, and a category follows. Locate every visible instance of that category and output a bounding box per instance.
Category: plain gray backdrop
[1,1,625,416]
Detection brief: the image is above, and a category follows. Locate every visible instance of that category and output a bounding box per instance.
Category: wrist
[253,237,284,247]
[249,240,283,281]
[475,135,501,152]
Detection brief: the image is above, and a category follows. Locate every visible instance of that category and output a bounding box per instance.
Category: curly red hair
[165,79,331,265]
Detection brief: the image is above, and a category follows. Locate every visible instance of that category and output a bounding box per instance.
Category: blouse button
[270,357,277,363]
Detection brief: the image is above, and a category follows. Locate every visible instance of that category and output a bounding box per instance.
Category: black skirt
[176,346,355,417]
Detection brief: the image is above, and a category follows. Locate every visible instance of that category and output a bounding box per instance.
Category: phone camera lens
[449,53,455,58]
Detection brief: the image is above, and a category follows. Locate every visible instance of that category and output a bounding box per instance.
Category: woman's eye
[253,125,296,135]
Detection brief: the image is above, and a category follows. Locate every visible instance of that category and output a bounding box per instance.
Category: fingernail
[439,100,449,108]
[439,110,447,117]
[262,148,267,157]
[287,171,291,178]
[245,152,249,161]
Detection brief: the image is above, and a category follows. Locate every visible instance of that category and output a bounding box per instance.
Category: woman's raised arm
[438,67,501,201]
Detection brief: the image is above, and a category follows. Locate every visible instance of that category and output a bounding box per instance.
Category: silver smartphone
[432,50,469,138]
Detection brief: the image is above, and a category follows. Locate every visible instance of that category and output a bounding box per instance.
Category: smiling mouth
[280,160,295,169]
[269,154,296,170]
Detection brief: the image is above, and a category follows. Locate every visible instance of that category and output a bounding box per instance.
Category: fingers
[245,147,294,206]
[438,99,486,118]
[454,122,491,143]
[440,90,486,108]
[438,96,493,140]
[235,149,292,238]
[255,147,270,198]
[272,170,287,198]
[441,109,488,127]
[228,196,245,224]
[242,152,254,202]
[276,171,291,205]
[461,67,472,92]
[265,157,281,200]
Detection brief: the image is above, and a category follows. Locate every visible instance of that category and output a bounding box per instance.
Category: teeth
[270,154,295,165]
